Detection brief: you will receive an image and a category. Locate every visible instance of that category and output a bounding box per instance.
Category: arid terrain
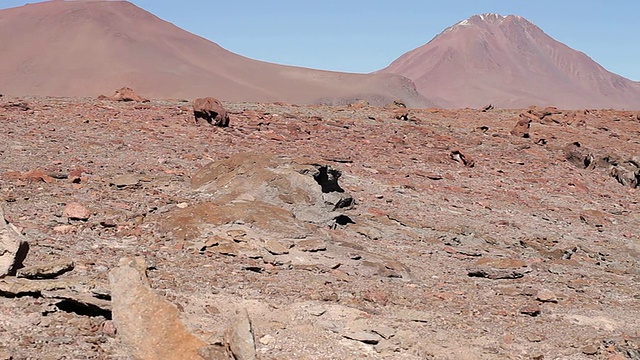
[0,94,638,359]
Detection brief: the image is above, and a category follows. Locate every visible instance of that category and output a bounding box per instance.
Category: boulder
[528,106,562,120]
[224,308,256,360]
[100,87,149,102]
[62,202,91,221]
[384,99,406,109]
[160,152,354,242]
[511,113,533,138]
[109,257,210,360]
[563,142,594,169]
[450,150,475,168]
[193,97,230,127]
[0,207,29,278]
[609,161,639,188]
[393,108,409,121]
[481,104,494,112]
[190,152,353,220]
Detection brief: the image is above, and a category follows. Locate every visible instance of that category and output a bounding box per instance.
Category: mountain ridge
[0,0,432,107]
[379,13,640,109]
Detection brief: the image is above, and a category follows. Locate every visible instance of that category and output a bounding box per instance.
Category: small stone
[52,225,75,234]
[0,350,11,360]
[263,239,289,255]
[176,202,189,209]
[468,258,531,279]
[258,334,274,346]
[363,289,389,305]
[204,305,220,315]
[511,113,533,138]
[535,289,558,303]
[214,243,239,256]
[0,277,73,296]
[110,174,140,188]
[226,229,247,240]
[520,304,541,317]
[296,239,326,252]
[62,202,91,221]
[17,257,75,279]
[102,87,148,102]
[582,345,598,355]
[526,333,544,342]
[342,330,381,345]
[393,108,409,121]
[306,306,326,317]
[42,289,112,317]
[101,320,117,337]
[450,150,475,167]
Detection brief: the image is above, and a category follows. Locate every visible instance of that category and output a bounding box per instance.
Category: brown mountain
[379,13,640,109]
[0,1,431,107]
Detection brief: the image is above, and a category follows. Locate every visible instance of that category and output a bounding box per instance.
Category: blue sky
[3,1,639,80]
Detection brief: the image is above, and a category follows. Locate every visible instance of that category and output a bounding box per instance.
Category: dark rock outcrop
[193,97,230,127]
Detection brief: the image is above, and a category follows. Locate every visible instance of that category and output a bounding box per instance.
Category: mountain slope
[0,1,431,107]
[379,13,640,109]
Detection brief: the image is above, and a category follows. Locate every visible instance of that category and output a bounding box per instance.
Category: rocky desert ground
[0,94,638,360]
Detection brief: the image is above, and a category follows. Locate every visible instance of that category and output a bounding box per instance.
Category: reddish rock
[193,97,230,127]
[109,257,208,360]
[468,258,530,279]
[582,345,598,355]
[224,308,256,360]
[101,87,149,102]
[363,289,389,305]
[563,142,594,169]
[349,100,369,109]
[520,304,541,316]
[101,320,117,337]
[481,104,494,112]
[450,150,475,167]
[566,110,589,126]
[62,202,91,221]
[393,108,409,121]
[528,106,563,122]
[385,99,407,109]
[511,114,532,138]
[21,170,54,183]
[609,161,640,188]
[535,289,558,303]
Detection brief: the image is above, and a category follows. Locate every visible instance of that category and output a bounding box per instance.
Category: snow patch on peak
[478,13,505,21]
[440,13,529,36]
